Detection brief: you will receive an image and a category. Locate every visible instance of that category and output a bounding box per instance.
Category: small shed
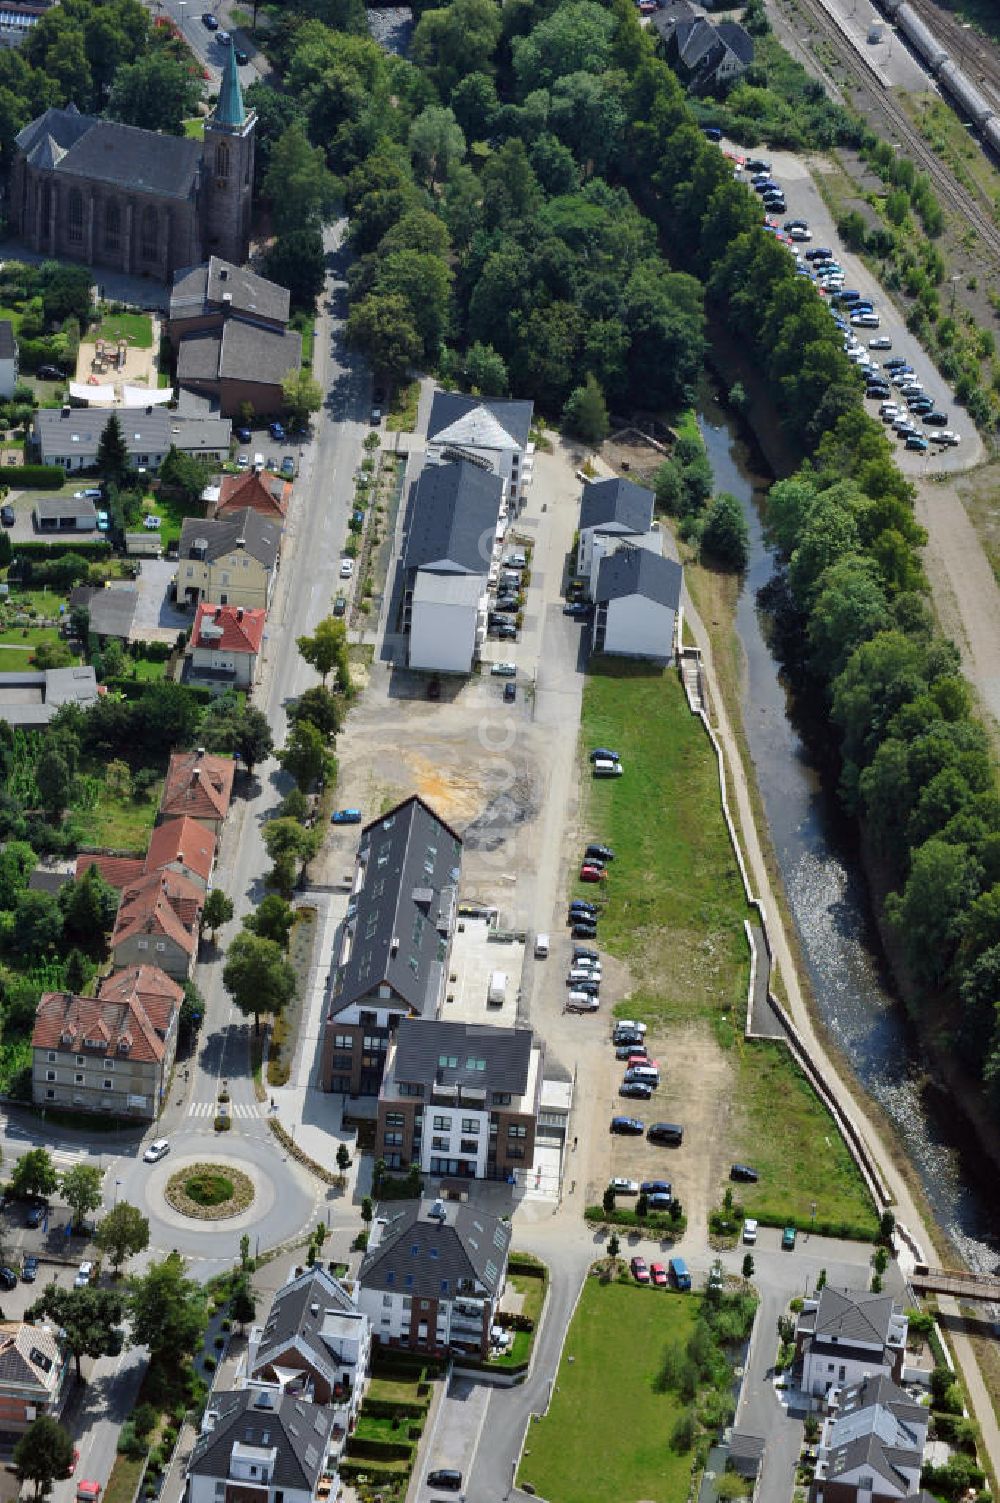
[727,1433,765,1481]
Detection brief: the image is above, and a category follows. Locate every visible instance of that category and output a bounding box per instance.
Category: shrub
[0,464,64,488]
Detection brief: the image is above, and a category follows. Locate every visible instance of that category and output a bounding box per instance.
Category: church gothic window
[67,189,83,245]
[104,199,121,253]
[140,204,157,262]
[215,141,230,182]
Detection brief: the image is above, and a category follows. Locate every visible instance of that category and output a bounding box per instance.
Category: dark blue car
[269,420,286,441]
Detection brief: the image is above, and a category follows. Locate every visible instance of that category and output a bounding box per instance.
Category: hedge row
[356,1397,428,1421]
[507,1254,547,1277]
[585,1204,687,1237]
[1,465,68,487]
[748,1208,876,1244]
[344,1437,413,1463]
[14,539,111,560]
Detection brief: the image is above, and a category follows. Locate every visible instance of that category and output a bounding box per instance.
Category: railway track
[791,0,1000,266]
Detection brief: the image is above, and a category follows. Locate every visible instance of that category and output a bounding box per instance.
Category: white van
[534,933,549,959]
[627,1065,660,1086]
[593,758,623,778]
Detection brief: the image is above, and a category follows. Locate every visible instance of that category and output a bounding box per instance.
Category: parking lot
[735,147,984,476]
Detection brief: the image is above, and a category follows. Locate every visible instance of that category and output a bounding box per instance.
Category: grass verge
[519,1280,699,1503]
[385,379,419,432]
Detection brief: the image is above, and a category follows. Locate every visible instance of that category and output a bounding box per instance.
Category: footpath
[681,581,1000,1481]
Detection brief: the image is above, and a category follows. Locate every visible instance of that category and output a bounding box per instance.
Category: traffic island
[164,1162,255,1220]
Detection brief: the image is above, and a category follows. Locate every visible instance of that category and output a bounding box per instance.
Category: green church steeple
[215,40,245,130]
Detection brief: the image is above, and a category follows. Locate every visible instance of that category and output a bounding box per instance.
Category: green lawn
[520,1280,699,1503]
[92,311,153,349]
[365,1376,429,1407]
[72,777,161,853]
[730,1041,880,1237]
[132,657,169,682]
[386,379,419,433]
[182,117,204,139]
[0,627,63,652]
[150,490,204,548]
[580,660,750,1028]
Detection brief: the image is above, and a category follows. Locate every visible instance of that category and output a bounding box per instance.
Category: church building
[9,41,255,282]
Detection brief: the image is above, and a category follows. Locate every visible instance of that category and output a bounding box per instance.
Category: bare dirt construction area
[915,460,1000,740]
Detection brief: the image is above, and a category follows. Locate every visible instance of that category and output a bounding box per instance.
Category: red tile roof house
[32,967,182,1119]
[159,748,234,830]
[74,816,217,893]
[187,602,266,691]
[0,1321,71,1432]
[212,469,289,521]
[111,869,203,980]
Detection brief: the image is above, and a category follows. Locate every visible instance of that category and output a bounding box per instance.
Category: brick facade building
[10,43,254,281]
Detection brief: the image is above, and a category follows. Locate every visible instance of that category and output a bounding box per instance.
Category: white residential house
[33,408,232,472]
[425,393,534,507]
[186,1389,337,1503]
[810,1374,930,1503]
[576,478,660,597]
[795,1288,909,1403]
[0,320,18,398]
[401,459,505,674]
[187,602,266,690]
[592,546,683,662]
[356,1197,512,1359]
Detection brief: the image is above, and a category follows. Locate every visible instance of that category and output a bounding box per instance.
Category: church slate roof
[215,39,246,129]
[16,110,202,201]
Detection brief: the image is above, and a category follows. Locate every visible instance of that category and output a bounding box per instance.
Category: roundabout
[164,1162,255,1221]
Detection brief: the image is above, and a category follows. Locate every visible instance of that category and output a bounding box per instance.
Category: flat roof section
[442,915,524,1029]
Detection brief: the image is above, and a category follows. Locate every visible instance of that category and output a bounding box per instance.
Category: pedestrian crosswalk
[189,1101,259,1120]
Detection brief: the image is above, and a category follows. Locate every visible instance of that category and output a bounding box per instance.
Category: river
[696,391,1000,1276]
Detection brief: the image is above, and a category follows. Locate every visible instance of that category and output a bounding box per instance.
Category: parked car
[923,410,948,426]
[574,946,600,962]
[616,1042,645,1059]
[74,1261,94,1287]
[0,505,14,526]
[869,336,892,350]
[37,364,65,379]
[619,1080,652,1098]
[216,29,231,43]
[590,747,620,763]
[490,661,517,677]
[0,1266,16,1291]
[25,1205,44,1229]
[426,1472,461,1493]
[648,1193,673,1212]
[503,682,517,703]
[730,1163,759,1182]
[22,1254,40,1280]
[331,808,362,824]
[202,10,219,24]
[563,601,593,619]
[566,991,599,1012]
[235,426,252,442]
[569,900,597,916]
[742,1218,758,1243]
[369,407,382,426]
[493,622,518,640]
[333,595,347,617]
[585,843,614,862]
[281,456,295,476]
[905,435,929,452]
[96,510,110,531]
[610,1115,644,1135]
[579,864,607,882]
[649,1261,668,1287]
[269,421,286,440]
[609,1177,639,1195]
[630,1256,650,1285]
[339,558,354,579]
[76,1484,101,1503]
[234,47,249,64]
[143,1138,170,1163]
[781,1225,797,1250]
[640,1180,671,1196]
[75,488,102,500]
[571,922,597,939]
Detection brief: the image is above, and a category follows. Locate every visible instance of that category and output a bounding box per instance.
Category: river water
[696,393,1000,1275]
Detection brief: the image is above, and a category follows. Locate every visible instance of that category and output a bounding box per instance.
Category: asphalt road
[150,0,268,87]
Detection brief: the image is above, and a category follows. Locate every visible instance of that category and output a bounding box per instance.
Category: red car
[579,865,607,883]
[630,1256,650,1284]
[650,1262,668,1287]
[627,1055,659,1071]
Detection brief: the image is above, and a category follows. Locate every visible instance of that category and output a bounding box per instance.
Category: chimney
[61,404,70,417]
[390,936,399,957]
[236,607,244,622]
[220,267,228,281]
[196,747,206,758]
[214,607,222,621]
[236,535,246,550]
[145,405,153,415]
[192,768,201,783]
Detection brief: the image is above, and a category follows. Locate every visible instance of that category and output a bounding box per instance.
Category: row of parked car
[565,838,612,1010]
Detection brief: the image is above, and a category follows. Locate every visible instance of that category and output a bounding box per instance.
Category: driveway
[410,1375,490,1503]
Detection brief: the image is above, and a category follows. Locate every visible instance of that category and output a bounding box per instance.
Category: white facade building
[0,320,18,399]
[401,459,505,675]
[796,1288,909,1403]
[186,1390,334,1503]
[425,392,534,505]
[592,546,683,662]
